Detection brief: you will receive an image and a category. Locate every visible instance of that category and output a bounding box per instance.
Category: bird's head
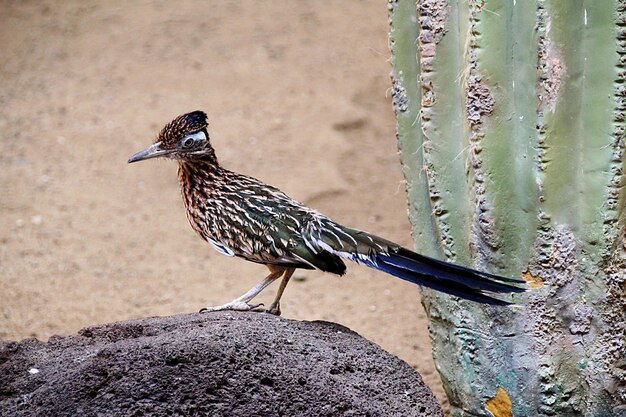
[128,111,215,164]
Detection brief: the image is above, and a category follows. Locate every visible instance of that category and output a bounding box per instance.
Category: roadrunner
[129,111,525,315]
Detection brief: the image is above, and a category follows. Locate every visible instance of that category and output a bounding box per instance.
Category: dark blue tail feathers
[373,248,526,306]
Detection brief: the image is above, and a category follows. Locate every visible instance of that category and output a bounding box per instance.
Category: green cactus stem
[389,0,626,415]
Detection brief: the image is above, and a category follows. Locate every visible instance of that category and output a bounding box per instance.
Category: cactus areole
[389,0,626,416]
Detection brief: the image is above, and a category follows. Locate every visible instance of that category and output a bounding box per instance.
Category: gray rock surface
[0,312,442,416]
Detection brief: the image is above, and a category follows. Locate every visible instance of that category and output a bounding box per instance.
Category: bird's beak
[128,142,172,163]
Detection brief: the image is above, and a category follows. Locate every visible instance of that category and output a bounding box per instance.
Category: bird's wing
[302,217,391,264]
[214,181,347,274]
[247,207,347,275]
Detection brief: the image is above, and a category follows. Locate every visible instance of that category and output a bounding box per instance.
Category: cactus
[389,0,626,415]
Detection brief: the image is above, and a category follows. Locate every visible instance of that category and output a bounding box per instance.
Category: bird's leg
[266,267,295,316]
[199,267,285,313]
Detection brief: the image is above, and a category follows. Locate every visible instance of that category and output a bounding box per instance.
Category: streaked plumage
[129,111,525,314]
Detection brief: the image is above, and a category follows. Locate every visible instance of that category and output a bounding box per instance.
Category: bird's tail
[372,246,526,305]
[312,223,527,305]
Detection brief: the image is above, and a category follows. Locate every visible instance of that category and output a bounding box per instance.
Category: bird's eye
[182,138,194,148]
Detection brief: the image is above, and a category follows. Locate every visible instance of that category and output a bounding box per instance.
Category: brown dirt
[0,0,446,407]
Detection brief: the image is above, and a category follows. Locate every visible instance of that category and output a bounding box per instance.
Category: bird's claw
[264,302,281,316]
[199,301,264,313]
[197,301,281,315]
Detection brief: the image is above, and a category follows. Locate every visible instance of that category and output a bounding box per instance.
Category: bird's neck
[178,158,222,183]
[177,159,223,232]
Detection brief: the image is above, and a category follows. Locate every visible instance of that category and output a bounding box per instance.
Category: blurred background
[0,0,445,404]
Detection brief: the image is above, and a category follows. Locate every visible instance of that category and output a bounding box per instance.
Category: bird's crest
[157,111,208,147]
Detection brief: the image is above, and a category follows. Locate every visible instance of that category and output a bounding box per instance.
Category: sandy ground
[0,0,446,407]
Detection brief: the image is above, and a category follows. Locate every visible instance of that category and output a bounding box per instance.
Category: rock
[0,312,442,416]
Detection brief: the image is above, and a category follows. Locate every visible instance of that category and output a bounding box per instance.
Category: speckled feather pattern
[178,161,382,274]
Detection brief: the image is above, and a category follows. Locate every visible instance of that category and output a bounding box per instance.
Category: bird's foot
[264,301,281,316]
[199,301,264,313]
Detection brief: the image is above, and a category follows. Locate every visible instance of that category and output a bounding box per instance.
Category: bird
[128,111,526,315]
